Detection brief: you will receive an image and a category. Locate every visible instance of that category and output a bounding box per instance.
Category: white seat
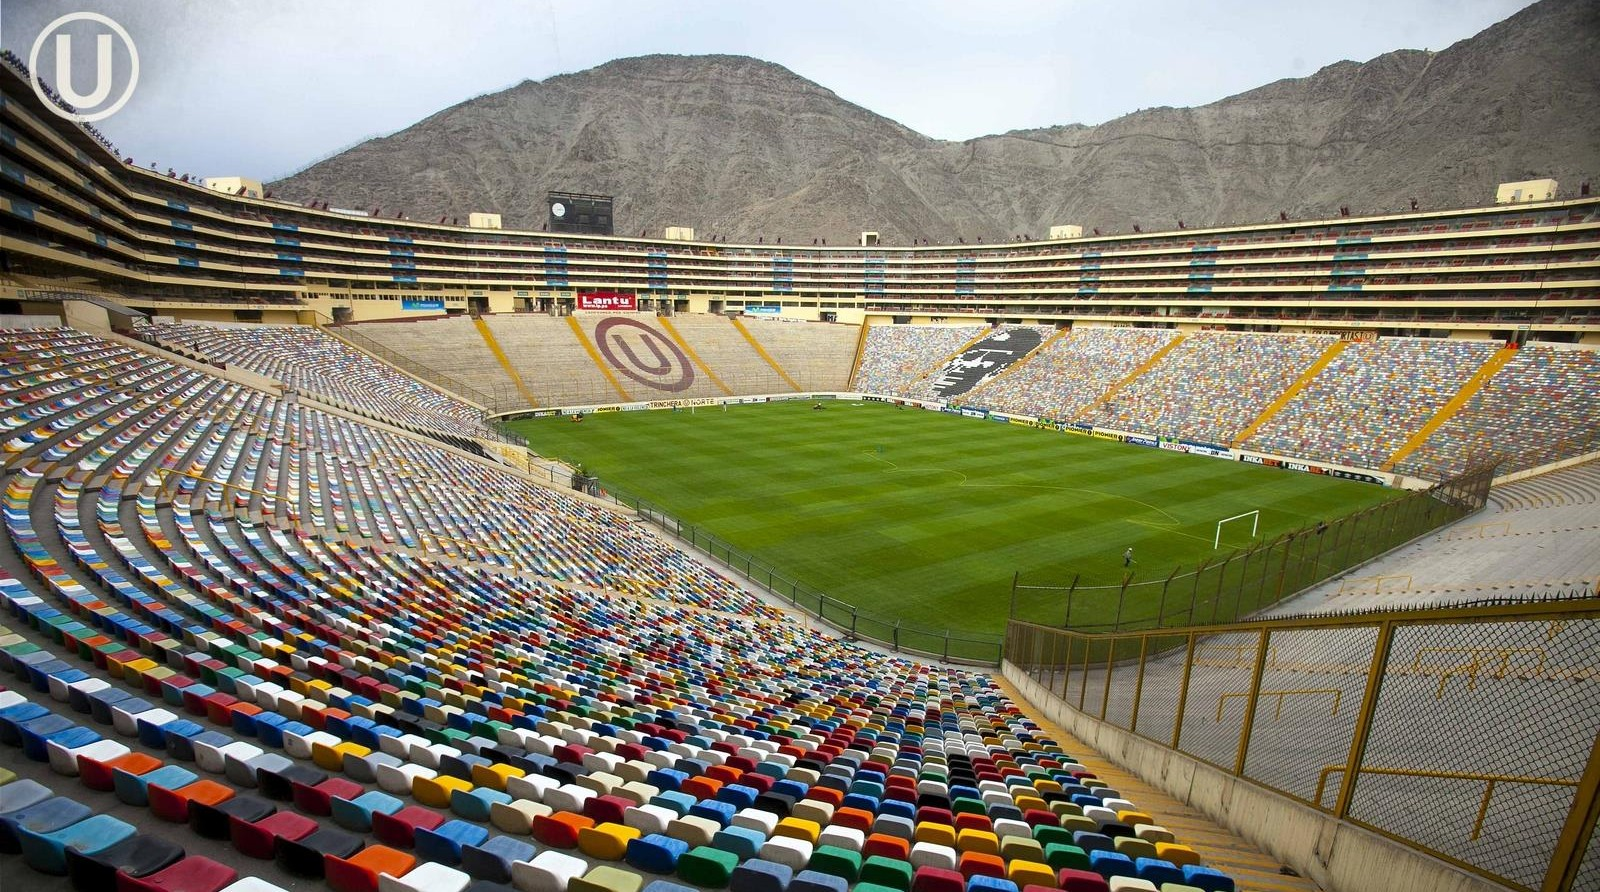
[49,737,127,776]
[283,728,339,760]
[506,773,558,803]
[622,803,676,836]
[816,824,865,852]
[198,740,262,775]
[757,835,812,870]
[512,850,588,892]
[376,762,437,795]
[113,705,172,738]
[378,861,471,892]
[542,783,593,814]
[732,808,779,835]
[910,841,959,871]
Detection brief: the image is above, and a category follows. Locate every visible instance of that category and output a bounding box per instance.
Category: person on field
[1123,547,1134,568]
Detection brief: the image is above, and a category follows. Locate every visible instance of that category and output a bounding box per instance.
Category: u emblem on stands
[28,11,140,124]
[594,318,695,393]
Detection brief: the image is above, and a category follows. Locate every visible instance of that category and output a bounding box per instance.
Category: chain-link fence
[1010,463,1496,633]
[1005,595,1600,891]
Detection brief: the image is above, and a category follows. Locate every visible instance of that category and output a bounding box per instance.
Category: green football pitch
[509,401,1396,636]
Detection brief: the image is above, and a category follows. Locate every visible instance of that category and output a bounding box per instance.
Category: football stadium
[0,4,1598,892]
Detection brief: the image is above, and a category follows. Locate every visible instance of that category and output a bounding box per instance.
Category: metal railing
[1008,463,1497,634]
[1005,595,1600,892]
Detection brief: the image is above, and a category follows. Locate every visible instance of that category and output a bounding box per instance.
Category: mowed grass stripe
[511,401,1395,633]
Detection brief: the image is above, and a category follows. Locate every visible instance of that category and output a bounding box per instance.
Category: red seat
[371,805,445,849]
[116,855,238,892]
[230,810,318,859]
[295,776,365,816]
[1056,867,1111,892]
[912,866,966,892]
[149,779,234,822]
[82,751,162,792]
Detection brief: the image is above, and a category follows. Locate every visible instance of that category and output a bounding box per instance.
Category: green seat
[677,845,740,888]
[859,855,914,891]
[1042,842,1090,871]
[806,846,863,883]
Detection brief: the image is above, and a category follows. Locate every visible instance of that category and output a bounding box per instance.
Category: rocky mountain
[270,0,1600,244]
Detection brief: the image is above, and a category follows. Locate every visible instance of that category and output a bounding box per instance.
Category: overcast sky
[2,0,1538,182]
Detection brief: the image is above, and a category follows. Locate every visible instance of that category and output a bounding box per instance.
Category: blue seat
[85,687,133,724]
[416,818,490,866]
[0,702,51,745]
[626,833,689,874]
[691,799,737,827]
[20,813,137,874]
[652,791,696,816]
[711,825,766,860]
[787,869,849,892]
[1088,849,1135,880]
[461,834,538,883]
[331,789,405,832]
[729,858,793,892]
[18,713,78,761]
[966,878,1018,892]
[452,786,511,822]
[1135,857,1184,887]
[0,779,54,813]
[0,795,93,853]
[1182,864,1237,892]
[114,764,196,807]
[642,882,698,892]
[1073,831,1113,854]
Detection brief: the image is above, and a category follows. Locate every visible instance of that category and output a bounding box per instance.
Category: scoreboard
[548,191,614,236]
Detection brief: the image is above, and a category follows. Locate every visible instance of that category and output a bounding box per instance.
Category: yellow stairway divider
[1231,340,1351,447]
[565,315,633,402]
[1072,334,1187,422]
[658,317,732,396]
[846,319,873,389]
[472,317,540,408]
[1381,345,1520,472]
[728,316,802,391]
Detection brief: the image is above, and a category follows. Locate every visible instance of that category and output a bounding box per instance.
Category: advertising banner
[577,291,637,311]
[401,298,445,311]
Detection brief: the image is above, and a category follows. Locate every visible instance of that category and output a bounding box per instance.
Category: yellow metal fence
[1005,597,1600,891]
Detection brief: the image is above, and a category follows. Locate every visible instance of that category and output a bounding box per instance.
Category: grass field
[510,401,1397,636]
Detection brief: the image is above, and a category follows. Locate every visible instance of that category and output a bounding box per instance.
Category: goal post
[1214,510,1260,549]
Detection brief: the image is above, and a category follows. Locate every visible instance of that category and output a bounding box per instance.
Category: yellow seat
[121,658,159,684]
[955,828,1000,855]
[773,817,821,845]
[1116,810,1154,827]
[1006,860,1057,888]
[578,822,640,861]
[913,822,958,848]
[413,773,475,808]
[312,740,370,772]
[472,762,525,792]
[1155,842,1201,867]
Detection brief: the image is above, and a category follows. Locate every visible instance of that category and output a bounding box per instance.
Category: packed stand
[1397,344,1600,479]
[972,328,1180,421]
[0,325,1242,892]
[852,325,988,397]
[1245,338,1500,469]
[142,323,494,441]
[1089,333,1336,444]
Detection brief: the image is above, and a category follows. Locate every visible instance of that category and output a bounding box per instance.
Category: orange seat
[957,851,1007,880]
[81,751,162,792]
[149,778,233,822]
[864,833,912,861]
[326,844,417,892]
